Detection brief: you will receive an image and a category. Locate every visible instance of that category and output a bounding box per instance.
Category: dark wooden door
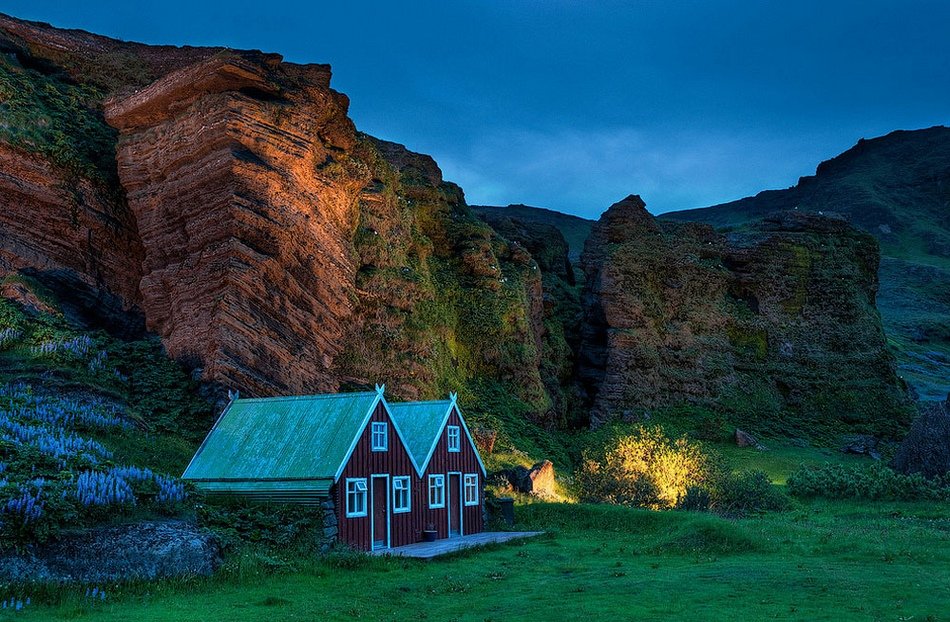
[372,476,388,549]
[448,473,462,537]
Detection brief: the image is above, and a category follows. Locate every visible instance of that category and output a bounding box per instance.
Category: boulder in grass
[735,429,766,450]
[891,396,950,479]
[494,460,557,498]
[840,434,882,460]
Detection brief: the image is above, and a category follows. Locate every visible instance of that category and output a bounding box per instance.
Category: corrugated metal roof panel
[183,392,379,482]
[193,479,332,499]
[388,400,452,469]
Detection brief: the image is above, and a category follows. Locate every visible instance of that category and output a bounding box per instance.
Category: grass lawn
[8,498,949,622]
[712,441,869,485]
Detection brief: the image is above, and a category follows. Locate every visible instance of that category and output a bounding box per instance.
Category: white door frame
[447,471,464,537]
[370,473,390,550]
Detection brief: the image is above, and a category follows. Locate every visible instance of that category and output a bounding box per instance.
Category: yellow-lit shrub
[577,426,718,509]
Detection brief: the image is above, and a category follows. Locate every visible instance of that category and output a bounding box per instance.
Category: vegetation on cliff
[0,277,212,546]
[579,196,913,440]
[666,127,950,401]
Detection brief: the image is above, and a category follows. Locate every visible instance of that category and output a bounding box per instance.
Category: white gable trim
[453,403,488,476]
[417,400,487,476]
[333,389,424,482]
[333,391,383,483]
[381,395,425,476]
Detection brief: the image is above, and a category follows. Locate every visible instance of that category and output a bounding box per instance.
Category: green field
[8,497,948,622]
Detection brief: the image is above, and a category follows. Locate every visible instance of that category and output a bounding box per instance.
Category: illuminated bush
[577,426,719,509]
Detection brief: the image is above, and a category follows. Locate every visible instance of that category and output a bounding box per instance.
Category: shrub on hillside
[577,426,719,509]
[196,501,321,552]
[676,485,711,512]
[707,470,790,516]
[787,463,950,501]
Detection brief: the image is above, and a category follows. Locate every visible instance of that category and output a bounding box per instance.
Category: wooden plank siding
[333,404,485,551]
[334,402,419,550]
[418,408,484,539]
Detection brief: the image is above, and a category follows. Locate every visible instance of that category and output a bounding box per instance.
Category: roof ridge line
[389,399,452,406]
[235,391,377,404]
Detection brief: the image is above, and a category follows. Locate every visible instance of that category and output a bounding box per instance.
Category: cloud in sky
[5,0,949,218]
[436,125,838,218]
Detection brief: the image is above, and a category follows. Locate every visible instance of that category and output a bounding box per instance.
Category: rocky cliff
[0,14,569,428]
[104,52,364,395]
[579,195,912,438]
[0,14,913,439]
[665,127,950,401]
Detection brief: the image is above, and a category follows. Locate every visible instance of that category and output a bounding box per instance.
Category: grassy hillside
[665,127,950,400]
[0,276,212,546]
[473,204,595,262]
[12,441,949,621]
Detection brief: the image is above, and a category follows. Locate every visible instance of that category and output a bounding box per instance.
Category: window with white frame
[345,478,367,517]
[464,474,479,506]
[393,476,411,513]
[428,474,445,508]
[447,425,461,452]
[371,422,388,451]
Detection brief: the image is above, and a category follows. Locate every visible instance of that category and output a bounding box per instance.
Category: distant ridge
[472,204,594,261]
[665,126,950,400]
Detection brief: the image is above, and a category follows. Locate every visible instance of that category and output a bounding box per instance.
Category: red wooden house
[183,385,486,552]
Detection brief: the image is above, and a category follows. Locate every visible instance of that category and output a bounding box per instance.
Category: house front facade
[182,385,486,551]
[389,397,486,541]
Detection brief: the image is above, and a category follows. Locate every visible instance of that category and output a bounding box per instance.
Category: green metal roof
[388,400,453,469]
[182,391,381,484]
[388,395,487,475]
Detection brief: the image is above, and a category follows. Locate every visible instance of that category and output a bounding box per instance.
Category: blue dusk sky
[3,1,949,218]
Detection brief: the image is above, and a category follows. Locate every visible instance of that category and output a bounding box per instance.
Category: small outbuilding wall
[334,402,419,550]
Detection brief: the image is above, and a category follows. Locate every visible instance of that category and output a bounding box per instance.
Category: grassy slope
[664,127,950,401]
[13,441,949,621]
[472,205,595,262]
[0,277,212,543]
[14,498,948,621]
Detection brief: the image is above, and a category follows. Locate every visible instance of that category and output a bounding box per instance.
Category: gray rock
[840,434,881,460]
[735,428,766,450]
[0,520,219,583]
[891,396,950,479]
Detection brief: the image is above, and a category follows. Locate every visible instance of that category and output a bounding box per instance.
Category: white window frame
[371,422,388,452]
[428,474,445,508]
[464,473,479,506]
[447,425,461,452]
[345,478,368,517]
[392,476,411,513]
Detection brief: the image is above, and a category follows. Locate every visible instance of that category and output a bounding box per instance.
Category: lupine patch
[70,466,187,508]
[0,328,21,350]
[0,415,111,466]
[0,597,30,611]
[0,381,189,545]
[31,335,93,359]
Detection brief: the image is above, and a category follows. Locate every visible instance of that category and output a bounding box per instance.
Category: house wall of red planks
[417,408,485,539]
[333,404,485,551]
[334,403,419,550]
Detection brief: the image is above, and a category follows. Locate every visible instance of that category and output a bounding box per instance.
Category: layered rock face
[666,127,950,401]
[579,196,911,436]
[104,52,365,394]
[0,144,143,313]
[0,14,912,435]
[0,14,566,419]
